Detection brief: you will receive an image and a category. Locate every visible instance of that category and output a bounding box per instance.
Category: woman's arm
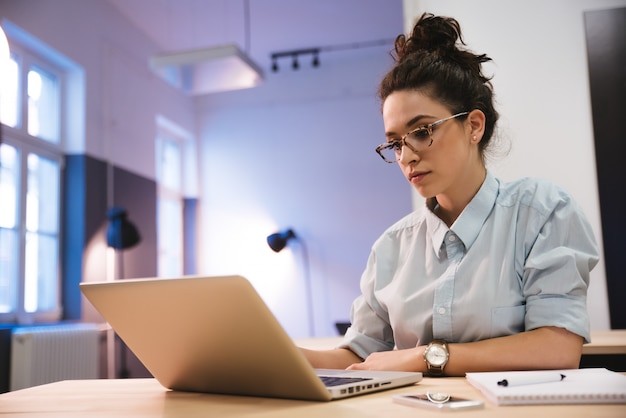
[344,326,582,376]
[300,347,363,369]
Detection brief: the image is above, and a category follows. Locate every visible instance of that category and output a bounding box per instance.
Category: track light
[270,39,394,74]
[270,48,320,72]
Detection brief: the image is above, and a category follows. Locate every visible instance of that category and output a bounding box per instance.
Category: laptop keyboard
[319,375,373,387]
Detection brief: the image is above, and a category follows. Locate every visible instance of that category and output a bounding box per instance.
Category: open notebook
[80,275,421,401]
[466,368,626,405]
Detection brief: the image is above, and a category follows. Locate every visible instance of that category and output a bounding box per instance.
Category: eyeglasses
[375,112,469,163]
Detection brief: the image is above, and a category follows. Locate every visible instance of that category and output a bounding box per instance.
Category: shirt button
[437,307,446,315]
[448,235,456,242]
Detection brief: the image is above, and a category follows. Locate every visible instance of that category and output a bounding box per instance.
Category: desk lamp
[266,228,315,336]
[105,206,141,378]
[267,228,296,252]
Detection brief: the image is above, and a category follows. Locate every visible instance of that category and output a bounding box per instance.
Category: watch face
[427,345,447,366]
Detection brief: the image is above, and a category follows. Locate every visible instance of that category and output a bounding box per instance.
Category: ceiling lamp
[149,44,264,95]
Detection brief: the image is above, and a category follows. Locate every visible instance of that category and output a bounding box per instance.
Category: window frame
[155,120,187,278]
[0,34,65,324]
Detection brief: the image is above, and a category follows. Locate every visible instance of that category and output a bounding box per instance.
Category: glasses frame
[375,112,469,163]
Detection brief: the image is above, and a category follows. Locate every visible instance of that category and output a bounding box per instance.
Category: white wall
[195,50,412,338]
[405,0,626,330]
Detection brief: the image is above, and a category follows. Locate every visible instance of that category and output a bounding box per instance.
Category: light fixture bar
[270,48,320,60]
[269,39,394,73]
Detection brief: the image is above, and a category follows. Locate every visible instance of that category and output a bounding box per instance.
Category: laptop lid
[80,275,421,401]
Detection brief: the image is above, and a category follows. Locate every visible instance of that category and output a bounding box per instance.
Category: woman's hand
[347,346,426,372]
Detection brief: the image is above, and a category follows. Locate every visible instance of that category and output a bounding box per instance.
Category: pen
[497,373,566,387]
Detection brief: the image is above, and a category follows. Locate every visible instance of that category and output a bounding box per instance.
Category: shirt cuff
[338,327,395,360]
[525,295,591,343]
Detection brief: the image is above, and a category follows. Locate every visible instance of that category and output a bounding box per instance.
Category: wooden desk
[1,332,622,417]
[0,377,624,417]
[581,330,626,371]
[584,330,626,355]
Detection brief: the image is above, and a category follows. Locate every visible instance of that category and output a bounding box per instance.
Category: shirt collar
[424,172,499,253]
[451,172,499,250]
[425,201,448,254]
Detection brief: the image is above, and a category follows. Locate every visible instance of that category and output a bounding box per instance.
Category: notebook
[80,275,422,401]
[466,368,626,405]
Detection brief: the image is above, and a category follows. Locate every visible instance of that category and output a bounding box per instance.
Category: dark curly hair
[378,13,499,158]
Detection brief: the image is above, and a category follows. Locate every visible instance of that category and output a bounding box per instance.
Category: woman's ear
[467,109,486,143]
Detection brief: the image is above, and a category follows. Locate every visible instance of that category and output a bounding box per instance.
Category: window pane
[158,197,182,277]
[24,231,58,312]
[0,143,19,228]
[162,138,181,191]
[26,154,60,234]
[27,66,59,143]
[0,143,20,315]
[0,55,20,128]
[24,153,60,313]
[0,228,18,314]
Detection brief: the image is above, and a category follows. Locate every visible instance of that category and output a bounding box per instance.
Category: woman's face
[382,90,481,199]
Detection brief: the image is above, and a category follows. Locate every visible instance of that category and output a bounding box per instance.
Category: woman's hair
[379,13,499,157]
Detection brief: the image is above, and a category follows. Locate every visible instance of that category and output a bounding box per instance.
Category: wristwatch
[424,340,449,376]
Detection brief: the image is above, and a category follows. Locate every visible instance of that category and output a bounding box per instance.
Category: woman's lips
[409,171,430,184]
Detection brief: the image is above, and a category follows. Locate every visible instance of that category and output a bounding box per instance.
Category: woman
[301,13,599,376]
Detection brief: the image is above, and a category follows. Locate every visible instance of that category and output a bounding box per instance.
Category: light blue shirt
[341,173,599,359]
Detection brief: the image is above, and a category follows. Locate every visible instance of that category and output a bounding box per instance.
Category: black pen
[497,373,566,387]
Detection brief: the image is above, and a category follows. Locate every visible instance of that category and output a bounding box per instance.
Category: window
[27,65,60,142]
[156,121,185,278]
[0,55,19,127]
[0,36,63,323]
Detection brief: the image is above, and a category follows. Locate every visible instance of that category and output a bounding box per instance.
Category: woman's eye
[408,128,430,141]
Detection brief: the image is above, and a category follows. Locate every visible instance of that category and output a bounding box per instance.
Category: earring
[473,135,477,141]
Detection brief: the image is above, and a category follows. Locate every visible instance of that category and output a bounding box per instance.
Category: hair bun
[394,13,464,62]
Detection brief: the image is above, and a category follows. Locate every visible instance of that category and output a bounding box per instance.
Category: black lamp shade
[267,229,296,252]
[106,207,141,250]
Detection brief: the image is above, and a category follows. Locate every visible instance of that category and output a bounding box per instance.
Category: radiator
[10,323,99,391]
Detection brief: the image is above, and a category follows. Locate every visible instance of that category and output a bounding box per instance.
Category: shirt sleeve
[521,185,599,343]
[338,239,396,359]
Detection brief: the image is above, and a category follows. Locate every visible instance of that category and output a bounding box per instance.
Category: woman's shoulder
[496,176,575,215]
[385,207,428,233]
[370,207,430,250]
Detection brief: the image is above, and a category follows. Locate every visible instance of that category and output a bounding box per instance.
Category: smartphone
[393,392,484,411]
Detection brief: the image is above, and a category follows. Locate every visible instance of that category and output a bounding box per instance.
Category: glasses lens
[376,127,433,163]
[405,128,431,151]
[379,142,401,162]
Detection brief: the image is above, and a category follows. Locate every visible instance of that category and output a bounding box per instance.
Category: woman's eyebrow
[405,114,432,128]
[385,114,432,138]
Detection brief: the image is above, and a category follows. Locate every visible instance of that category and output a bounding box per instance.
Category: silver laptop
[80,275,421,401]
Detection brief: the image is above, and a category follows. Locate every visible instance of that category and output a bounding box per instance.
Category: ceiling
[105,0,405,72]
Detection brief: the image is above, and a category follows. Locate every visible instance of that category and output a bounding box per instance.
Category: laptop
[80,275,422,401]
